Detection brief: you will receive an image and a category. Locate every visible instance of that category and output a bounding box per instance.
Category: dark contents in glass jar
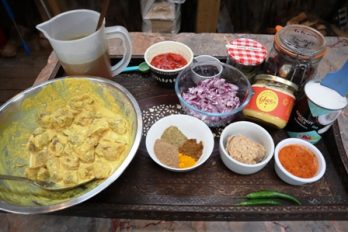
[264,25,326,91]
[192,65,219,77]
[264,56,315,89]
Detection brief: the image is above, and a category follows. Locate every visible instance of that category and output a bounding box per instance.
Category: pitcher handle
[105,26,132,76]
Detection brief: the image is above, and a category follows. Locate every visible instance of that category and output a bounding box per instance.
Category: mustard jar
[264,25,326,89]
[243,74,298,129]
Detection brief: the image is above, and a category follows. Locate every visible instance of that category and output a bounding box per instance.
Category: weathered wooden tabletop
[34,33,348,220]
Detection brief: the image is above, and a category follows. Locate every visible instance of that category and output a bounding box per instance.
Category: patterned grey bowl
[144,41,194,86]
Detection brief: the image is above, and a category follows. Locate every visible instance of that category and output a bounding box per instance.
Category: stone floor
[1,215,348,232]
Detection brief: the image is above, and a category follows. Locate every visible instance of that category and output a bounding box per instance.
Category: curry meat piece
[25,95,131,187]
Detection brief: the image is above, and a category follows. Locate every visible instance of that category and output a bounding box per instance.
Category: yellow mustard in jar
[243,74,298,129]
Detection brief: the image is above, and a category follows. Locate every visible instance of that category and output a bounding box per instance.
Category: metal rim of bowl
[0,76,143,214]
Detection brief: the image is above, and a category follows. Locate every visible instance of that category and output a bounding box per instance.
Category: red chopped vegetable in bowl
[151,53,188,70]
[175,62,252,127]
[183,78,240,113]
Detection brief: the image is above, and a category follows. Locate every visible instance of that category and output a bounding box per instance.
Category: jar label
[286,92,343,142]
[256,90,278,112]
[287,130,321,144]
[246,86,295,121]
[226,44,264,52]
[308,99,336,117]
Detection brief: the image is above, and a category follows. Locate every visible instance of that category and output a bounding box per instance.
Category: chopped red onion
[182,78,240,113]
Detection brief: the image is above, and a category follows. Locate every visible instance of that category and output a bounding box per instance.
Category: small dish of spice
[219,121,274,175]
[145,114,214,172]
[274,138,326,185]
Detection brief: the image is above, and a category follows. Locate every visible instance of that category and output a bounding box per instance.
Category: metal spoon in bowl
[0,174,95,191]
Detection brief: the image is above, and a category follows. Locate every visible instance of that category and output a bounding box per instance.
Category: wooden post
[196,0,221,32]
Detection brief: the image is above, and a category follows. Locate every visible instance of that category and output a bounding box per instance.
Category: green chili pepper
[246,190,301,205]
[239,199,282,206]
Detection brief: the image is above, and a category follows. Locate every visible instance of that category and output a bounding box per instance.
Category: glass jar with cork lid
[265,25,326,90]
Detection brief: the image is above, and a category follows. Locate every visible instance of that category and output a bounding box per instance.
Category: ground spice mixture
[154,139,178,168]
[226,135,266,164]
[161,126,187,147]
[179,139,203,160]
[153,126,204,168]
[178,153,196,168]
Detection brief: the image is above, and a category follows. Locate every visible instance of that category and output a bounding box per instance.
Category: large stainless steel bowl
[0,77,142,214]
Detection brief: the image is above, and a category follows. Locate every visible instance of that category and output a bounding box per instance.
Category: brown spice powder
[179,139,203,160]
[226,135,266,164]
[154,139,178,168]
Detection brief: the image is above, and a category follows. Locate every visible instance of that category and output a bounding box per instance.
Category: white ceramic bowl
[219,121,274,175]
[144,41,194,85]
[274,138,326,185]
[145,114,214,172]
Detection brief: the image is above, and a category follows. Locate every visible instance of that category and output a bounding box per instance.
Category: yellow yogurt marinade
[0,78,133,206]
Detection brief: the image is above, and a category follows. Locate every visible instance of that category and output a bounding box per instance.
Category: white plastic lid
[305,81,348,110]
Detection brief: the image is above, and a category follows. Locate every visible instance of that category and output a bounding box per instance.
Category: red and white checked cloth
[226,38,267,66]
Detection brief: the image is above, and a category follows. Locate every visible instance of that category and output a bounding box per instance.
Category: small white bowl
[274,138,326,185]
[145,114,214,172]
[219,121,274,175]
[144,41,194,85]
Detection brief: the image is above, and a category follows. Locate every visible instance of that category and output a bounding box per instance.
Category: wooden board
[41,59,348,220]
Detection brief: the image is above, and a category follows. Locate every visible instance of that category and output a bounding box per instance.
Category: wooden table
[34,33,348,220]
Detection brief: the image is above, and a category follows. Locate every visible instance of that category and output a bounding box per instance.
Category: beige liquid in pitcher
[60,34,113,78]
[61,52,113,78]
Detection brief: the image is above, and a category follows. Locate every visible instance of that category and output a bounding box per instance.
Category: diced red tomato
[151,52,187,70]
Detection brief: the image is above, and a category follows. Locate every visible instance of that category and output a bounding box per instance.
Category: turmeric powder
[178,153,196,168]
[177,139,203,168]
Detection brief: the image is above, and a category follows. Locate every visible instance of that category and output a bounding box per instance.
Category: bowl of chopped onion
[175,62,252,127]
